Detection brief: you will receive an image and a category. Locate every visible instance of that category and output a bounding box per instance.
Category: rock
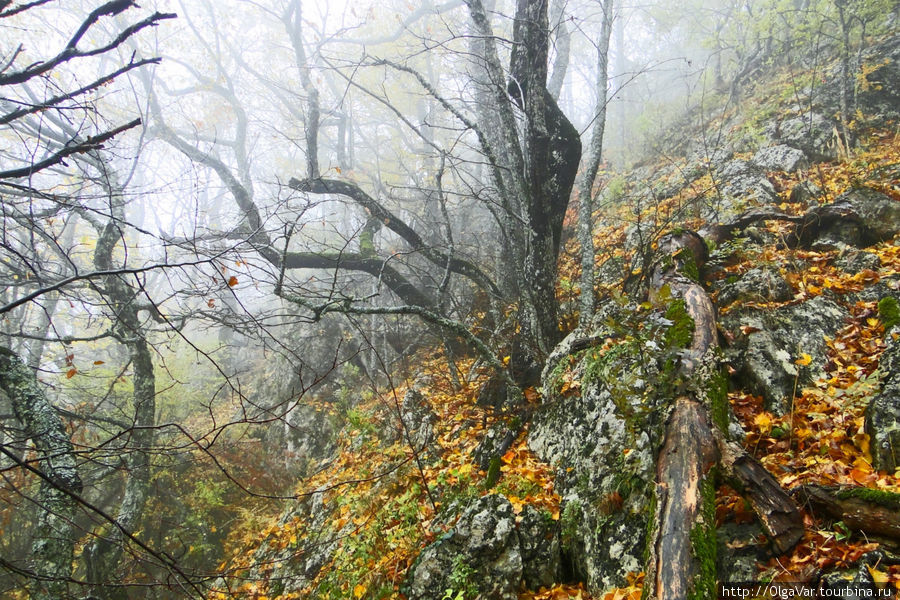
[403,494,523,600]
[529,304,668,590]
[790,188,900,250]
[518,505,561,589]
[716,159,777,209]
[400,389,440,461]
[722,296,848,414]
[716,522,767,583]
[285,402,338,475]
[837,187,900,245]
[768,111,837,160]
[789,181,823,205]
[473,422,517,471]
[753,144,808,172]
[866,330,900,471]
[716,267,794,308]
[834,248,881,274]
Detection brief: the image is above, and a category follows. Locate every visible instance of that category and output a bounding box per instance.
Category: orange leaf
[353,583,366,598]
[66,368,77,379]
[227,276,238,287]
[93,360,105,365]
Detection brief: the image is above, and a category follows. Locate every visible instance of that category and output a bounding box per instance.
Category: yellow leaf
[867,565,889,588]
[93,360,105,365]
[353,583,366,598]
[795,353,812,366]
[754,412,773,434]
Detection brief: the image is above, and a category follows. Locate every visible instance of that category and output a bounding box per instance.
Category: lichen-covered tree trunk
[0,347,82,600]
[83,182,156,599]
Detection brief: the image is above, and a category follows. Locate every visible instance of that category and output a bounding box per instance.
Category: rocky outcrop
[399,389,440,461]
[767,111,837,160]
[528,304,673,589]
[716,159,777,208]
[791,188,900,250]
[867,328,900,471]
[722,296,848,414]
[716,267,794,307]
[404,495,530,600]
[753,144,808,172]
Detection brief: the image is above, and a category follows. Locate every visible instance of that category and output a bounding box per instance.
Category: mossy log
[794,484,900,541]
[644,231,802,600]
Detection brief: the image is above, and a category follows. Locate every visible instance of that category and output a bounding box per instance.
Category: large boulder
[752,144,808,173]
[530,303,674,590]
[722,296,848,414]
[716,159,777,209]
[716,267,794,308]
[399,389,441,461]
[866,329,900,471]
[403,494,524,600]
[767,111,837,160]
[791,188,900,250]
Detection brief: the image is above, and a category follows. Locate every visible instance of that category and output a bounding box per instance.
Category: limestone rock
[717,267,794,308]
[722,296,848,414]
[403,494,523,600]
[753,144,808,172]
[867,330,900,471]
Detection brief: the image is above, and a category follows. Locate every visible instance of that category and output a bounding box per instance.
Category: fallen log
[644,230,803,600]
[795,484,900,541]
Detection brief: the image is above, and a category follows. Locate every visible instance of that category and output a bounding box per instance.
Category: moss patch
[878,296,900,331]
[689,474,717,600]
[834,486,900,509]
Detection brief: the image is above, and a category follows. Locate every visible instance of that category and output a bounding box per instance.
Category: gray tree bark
[0,347,82,600]
[577,0,614,328]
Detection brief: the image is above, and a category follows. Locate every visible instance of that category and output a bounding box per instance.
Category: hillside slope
[215,32,900,600]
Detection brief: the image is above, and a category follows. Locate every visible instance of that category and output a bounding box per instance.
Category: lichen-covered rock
[789,181,823,205]
[285,403,338,474]
[722,296,848,414]
[716,159,777,208]
[791,187,900,251]
[837,188,900,245]
[403,494,523,600]
[768,111,837,160]
[716,267,794,308]
[834,248,881,274]
[399,389,441,461]
[529,303,674,591]
[866,330,900,471]
[518,505,561,589]
[753,144,808,172]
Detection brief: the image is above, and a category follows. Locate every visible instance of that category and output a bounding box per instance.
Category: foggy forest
[2,0,900,598]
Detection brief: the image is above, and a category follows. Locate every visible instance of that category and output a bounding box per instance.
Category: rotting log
[795,485,900,541]
[644,230,803,600]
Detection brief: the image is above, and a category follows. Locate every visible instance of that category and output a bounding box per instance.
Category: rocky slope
[216,32,900,600]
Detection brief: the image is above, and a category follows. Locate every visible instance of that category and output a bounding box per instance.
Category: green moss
[706,369,730,433]
[878,296,900,331]
[688,474,717,600]
[664,299,695,350]
[834,486,900,509]
[484,455,501,490]
[560,498,582,551]
[678,247,701,282]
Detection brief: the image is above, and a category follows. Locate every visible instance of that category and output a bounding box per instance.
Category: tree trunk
[577,0,614,328]
[0,347,82,600]
[84,181,156,599]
